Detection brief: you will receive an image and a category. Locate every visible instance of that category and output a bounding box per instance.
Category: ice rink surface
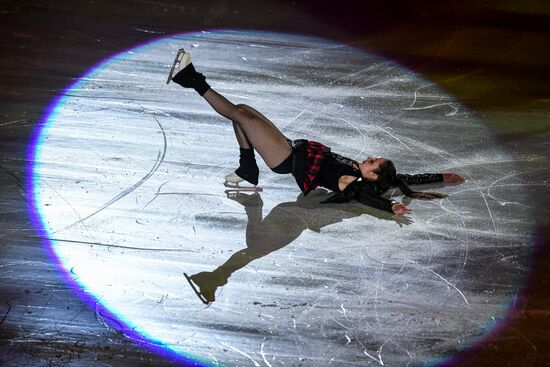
[31,31,535,366]
[1,1,548,367]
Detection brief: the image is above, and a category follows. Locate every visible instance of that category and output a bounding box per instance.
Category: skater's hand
[394,214,413,227]
[442,173,464,183]
[392,202,411,215]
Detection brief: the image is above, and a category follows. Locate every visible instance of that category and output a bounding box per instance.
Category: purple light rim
[24,30,222,367]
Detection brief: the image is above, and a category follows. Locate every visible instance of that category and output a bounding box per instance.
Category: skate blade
[223,181,242,188]
[166,48,186,84]
[184,273,210,305]
[223,181,263,191]
[224,187,263,193]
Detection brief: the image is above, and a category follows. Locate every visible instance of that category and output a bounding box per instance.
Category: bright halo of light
[27,30,533,366]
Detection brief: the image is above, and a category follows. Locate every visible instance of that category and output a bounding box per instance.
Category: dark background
[1,0,548,366]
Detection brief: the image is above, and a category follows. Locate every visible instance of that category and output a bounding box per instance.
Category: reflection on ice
[185,190,410,305]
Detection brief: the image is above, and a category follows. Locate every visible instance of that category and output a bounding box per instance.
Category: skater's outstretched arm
[396,172,464,185]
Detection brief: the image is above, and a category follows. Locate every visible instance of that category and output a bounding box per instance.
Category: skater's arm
[397,172,464,185]
[322,179,410,214]
[397,173,443,185]
[355,189,409,214]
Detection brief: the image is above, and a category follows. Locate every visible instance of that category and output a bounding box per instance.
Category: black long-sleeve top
[318,152,443,213]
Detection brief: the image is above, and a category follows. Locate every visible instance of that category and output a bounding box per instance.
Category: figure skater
[166,50,464,216]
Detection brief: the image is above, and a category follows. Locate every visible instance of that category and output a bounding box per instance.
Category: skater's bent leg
[230,111,291,168]
[171,55,292,171]
[232,122,252,149]
[202,89,291,168]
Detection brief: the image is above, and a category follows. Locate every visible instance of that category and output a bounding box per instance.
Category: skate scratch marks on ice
[414,262,470,306]
[328,61,391,87]
[60,105,167,232]
[355,62,399,89]
[403,103,459,117]
[469,174,501,255]
[407,83,458,114]
[287,107,309,126]
[44,237,182,252]
[339,303,350,320]
[301,104,369,159]
[46,181,94,239]
[345,334,352,345]
[220,342,261,367]
[142,178,178,209]
[487,170,541,207]
[332,318,353,330]
[380,128,449,169]
[355,332,386,365]
[260,341,273,367]
[374,263,384,324]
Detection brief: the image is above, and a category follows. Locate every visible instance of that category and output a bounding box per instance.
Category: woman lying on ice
[167,49,464,216]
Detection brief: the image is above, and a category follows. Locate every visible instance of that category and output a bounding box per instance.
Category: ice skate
[223,147,261,192]
[166,48,210,95]
[184,270,228,305]
[166,48,191,84]
[224,171,263,192]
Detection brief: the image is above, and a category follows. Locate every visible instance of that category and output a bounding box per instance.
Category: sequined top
[317,152,444,212]
[291,141,444,213]
[318,152,443,193]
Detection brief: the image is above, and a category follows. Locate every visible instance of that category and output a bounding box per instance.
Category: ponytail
[393,177,447,199]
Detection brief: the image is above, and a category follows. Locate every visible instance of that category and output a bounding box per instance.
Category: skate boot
[184,269,228,304]
[224,148,260,190]
[224,171,246,186]
[166,49,210,96]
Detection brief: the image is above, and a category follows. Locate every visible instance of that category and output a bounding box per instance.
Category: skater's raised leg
[169,50,292,184]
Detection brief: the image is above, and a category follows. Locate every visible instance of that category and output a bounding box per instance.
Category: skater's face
[359,156,387,181]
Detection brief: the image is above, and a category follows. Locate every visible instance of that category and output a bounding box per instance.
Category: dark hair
[373,159,447,199]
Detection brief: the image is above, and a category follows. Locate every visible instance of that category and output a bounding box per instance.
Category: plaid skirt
[292,140,330,195]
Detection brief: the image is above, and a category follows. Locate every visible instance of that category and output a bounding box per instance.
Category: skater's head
[358,156,390,182]
[373,158,400,195]
[358,157,397,195]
